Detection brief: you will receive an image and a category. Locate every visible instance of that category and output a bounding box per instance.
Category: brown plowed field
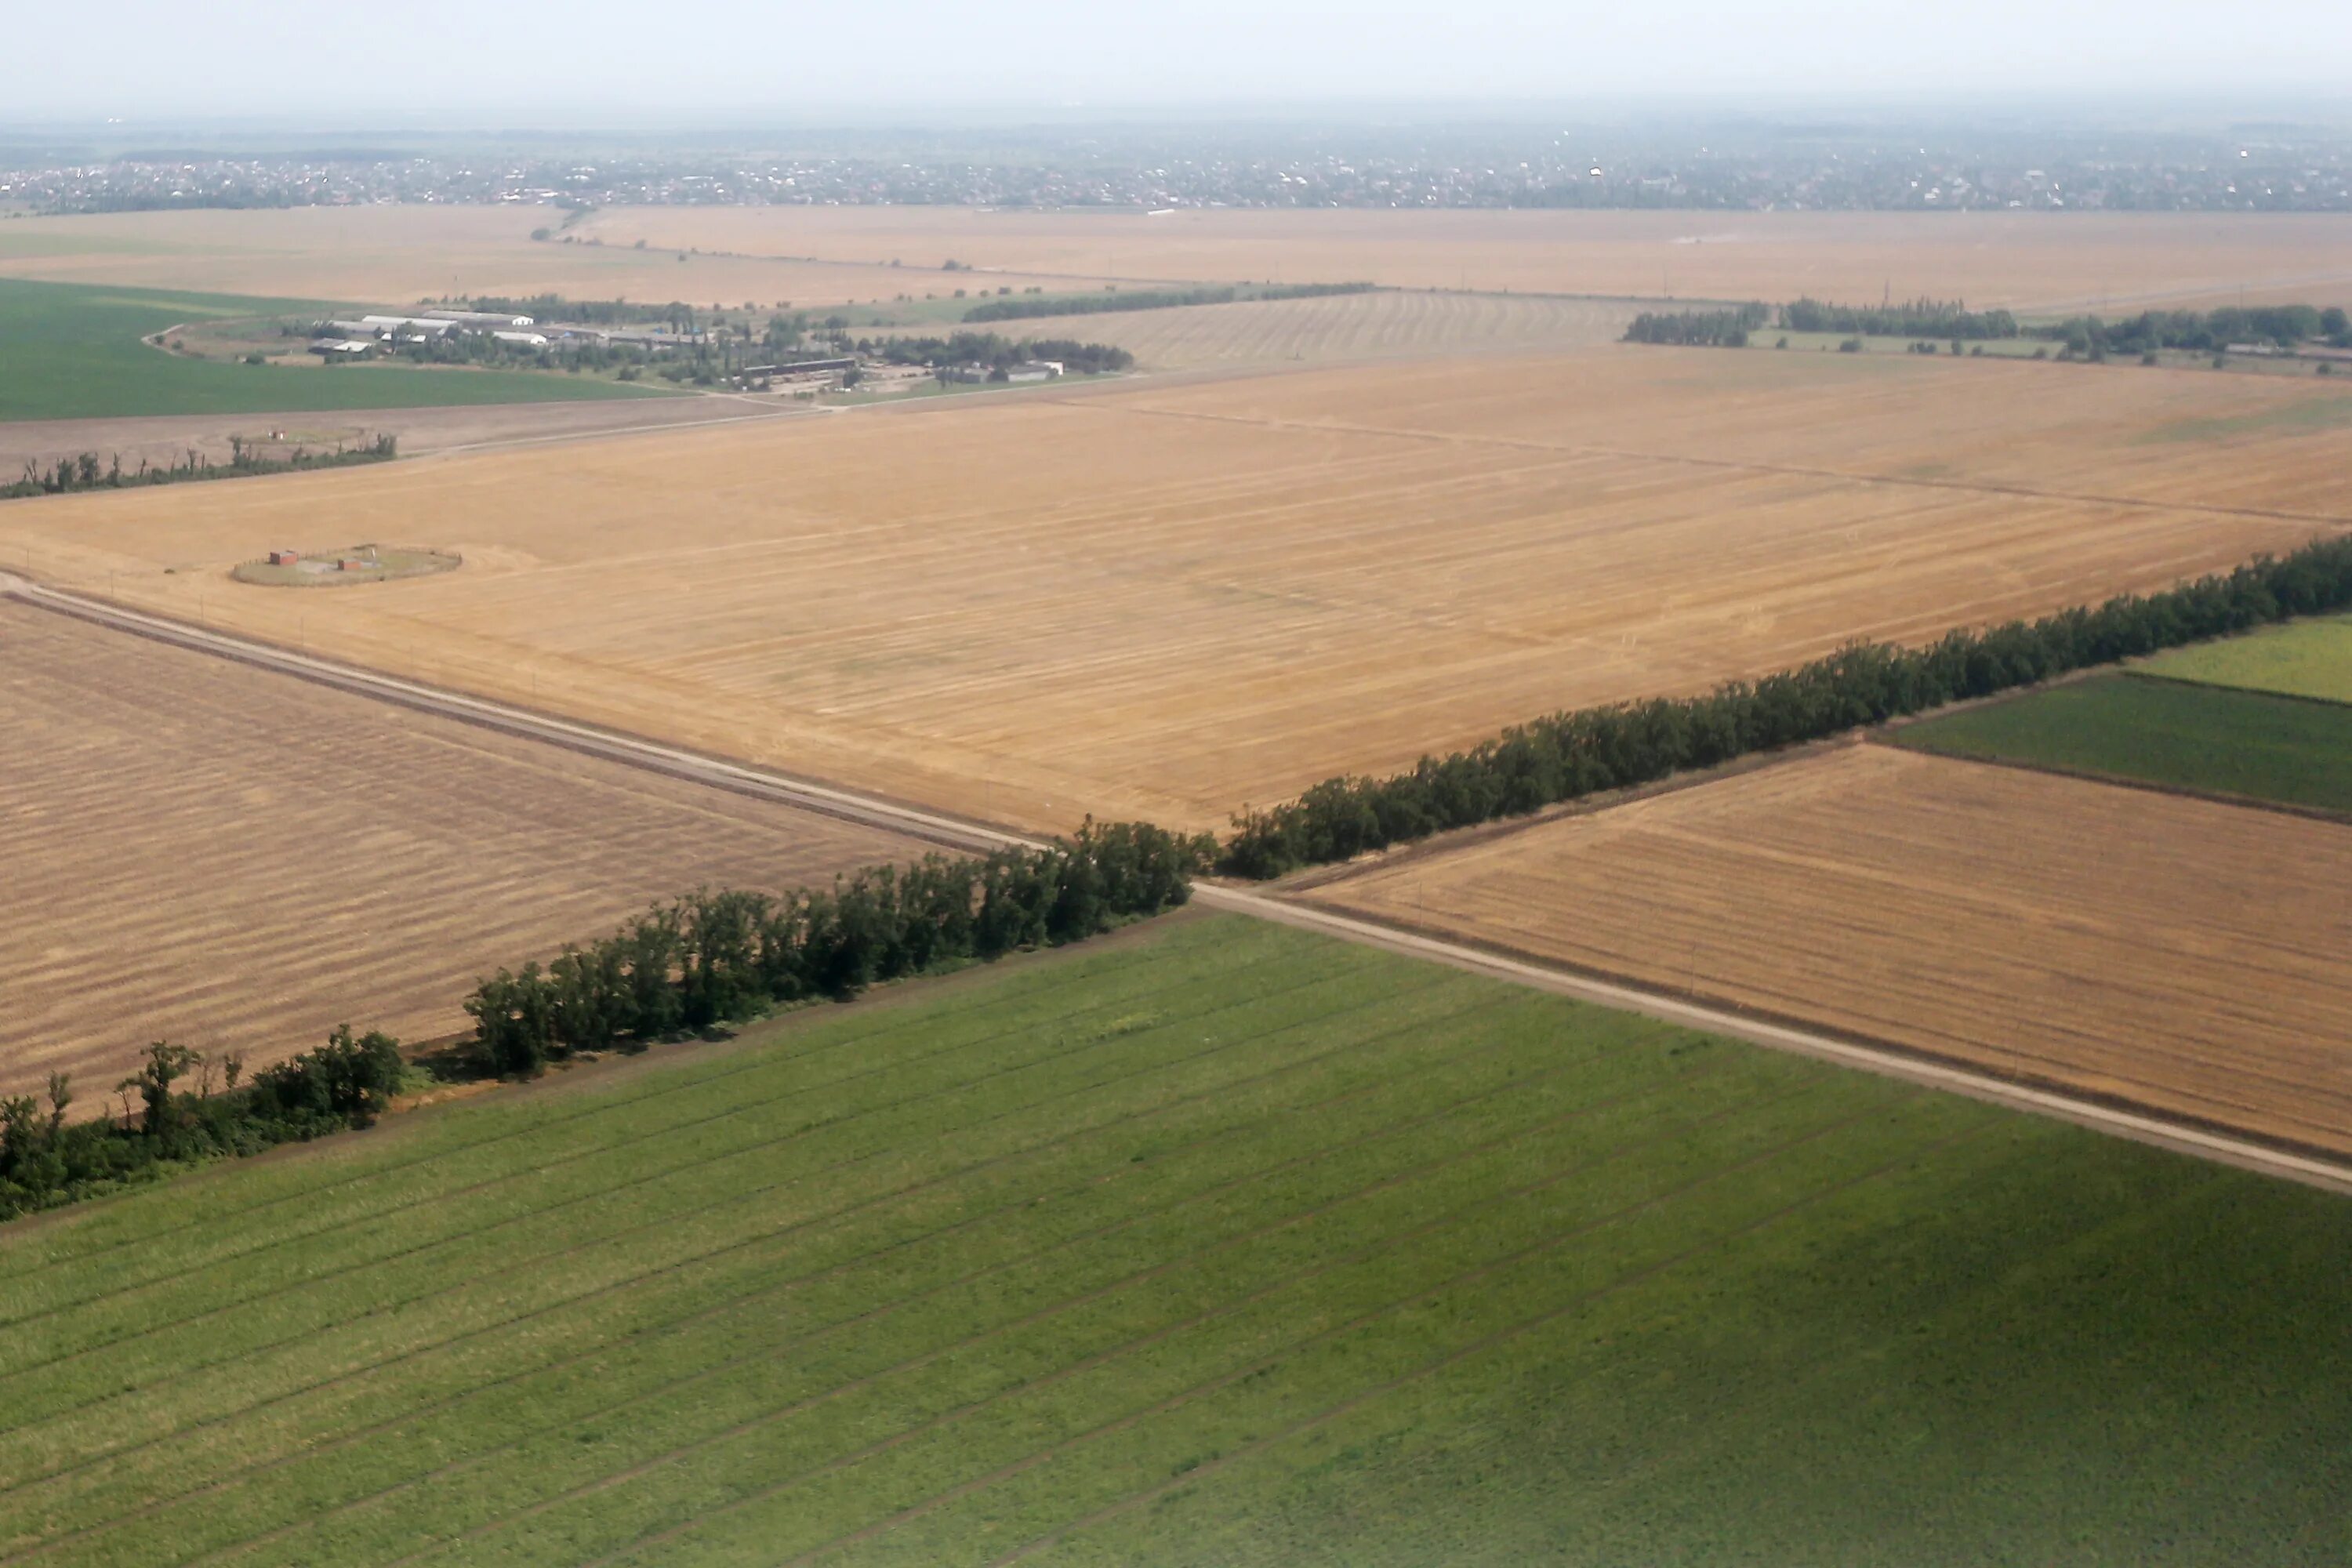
[570,206,2352,312]
[0,599,929,1102]
[1304,746,2352,1156]
[5,348,2346,835]
[942,290,1637,370]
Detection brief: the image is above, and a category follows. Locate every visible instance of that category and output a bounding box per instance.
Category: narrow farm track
[1305,746,2352,1163]
[2,572,2346,1203]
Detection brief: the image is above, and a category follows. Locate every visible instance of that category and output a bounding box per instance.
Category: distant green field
[2140,614,2352,706]
[0,278,666,421]
[1893,672,2352,815]
[2,913,2346,1566]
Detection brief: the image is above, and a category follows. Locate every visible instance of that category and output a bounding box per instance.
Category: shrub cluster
[1622,304,1768,346]
[868,332,1134,376]
[1218,535,2352,877]
[466,822,1208,1078]
[2032,304,2350,358]
[0,1027,405,1220]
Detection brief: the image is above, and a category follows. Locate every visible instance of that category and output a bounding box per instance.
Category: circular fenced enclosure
[232,545,460,587]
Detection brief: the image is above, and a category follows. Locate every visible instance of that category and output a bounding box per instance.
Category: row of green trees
[1622,304,1769,346]
[961,281,1375,324]
[466,822,1208,1079]
[2032,305,2350,357]
[0,1027,405,1220]
[2,822,1206,1219]
[3,436,397,500]
[1778,297,2020,338]
[1216,535,2352,877]
[868,332,1135,376]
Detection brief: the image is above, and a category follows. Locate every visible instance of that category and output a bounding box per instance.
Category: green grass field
[0,278,666,421]
[2138,614,2352,706]
[2,913,2347,1566]
[1892,672,2352,815]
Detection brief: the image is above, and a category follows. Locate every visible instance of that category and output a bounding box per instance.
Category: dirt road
[4,569,2344,1196]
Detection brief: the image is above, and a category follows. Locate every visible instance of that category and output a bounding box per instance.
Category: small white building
[422,310,537,328]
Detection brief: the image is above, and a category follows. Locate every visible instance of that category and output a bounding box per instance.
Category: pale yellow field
[12,205,2352,318]
[572,206,2352,312]
[6,347,2347,836]
[1302,745,2352,1157]
[0,205,1128,310]
[0,599,929,1100]
[961,289,1636,370]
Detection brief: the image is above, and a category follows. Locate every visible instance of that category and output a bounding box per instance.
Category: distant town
[5,115,2351,214]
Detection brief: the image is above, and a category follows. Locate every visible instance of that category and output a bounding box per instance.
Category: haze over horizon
[14,0,2352,125]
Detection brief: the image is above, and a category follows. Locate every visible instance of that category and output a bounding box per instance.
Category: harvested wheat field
[1305,745,2352,1156]
[7,348,2347,836]
[0,205,1127,310]
[0,598,929,1102]
[947,289,1636,370]
[572,206,2352,312]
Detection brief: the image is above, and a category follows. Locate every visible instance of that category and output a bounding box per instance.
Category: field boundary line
[1216,886,2352,1196]
[0,574,1027,857]
[5,574,2344,1197]
[2125,665,2352,715]
[1883,731,2352,828]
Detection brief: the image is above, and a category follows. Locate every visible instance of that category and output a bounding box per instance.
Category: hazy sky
[13,1,2352,123]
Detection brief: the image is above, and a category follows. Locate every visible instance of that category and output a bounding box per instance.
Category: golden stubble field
[933,289,1637,370]
[0,600,930,1100]
[0,205,1128,310]
[5,347,2347,836]
[1303,745,2352,1158]
[572,206,2352,312]
[11,205,2352,314]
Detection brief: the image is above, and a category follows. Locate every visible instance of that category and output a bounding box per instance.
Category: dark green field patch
[1892,671,2352,816]
[1,913,2346,1566]
[0,278,666,421]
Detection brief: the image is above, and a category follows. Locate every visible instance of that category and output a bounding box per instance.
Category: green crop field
[2,913,2347,1566]
[1892,672,2352,815]
[2139,614,2352,706]
[0,278,666,421]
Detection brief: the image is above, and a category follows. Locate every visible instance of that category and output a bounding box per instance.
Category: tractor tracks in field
[1055,399,2352,531]
[3,572,2349,1200]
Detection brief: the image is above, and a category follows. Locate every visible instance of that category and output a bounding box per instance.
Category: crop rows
[7,916,2351,1565]
[1310,745,2352,1156]
[0,601,931,1098]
